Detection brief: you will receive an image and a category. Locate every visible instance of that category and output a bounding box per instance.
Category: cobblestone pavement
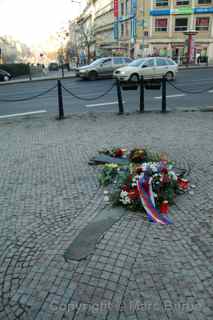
[0,111,213,320]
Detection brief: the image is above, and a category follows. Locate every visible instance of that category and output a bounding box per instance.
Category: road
[0,68,213,117]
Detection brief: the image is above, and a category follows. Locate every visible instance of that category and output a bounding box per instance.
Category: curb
[179,65,213,70]
[0,74,76,86]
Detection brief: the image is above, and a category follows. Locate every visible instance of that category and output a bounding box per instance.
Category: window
[120,2,124,15]
[156,0,168,5]
[198,0,211,4]
[167,59,176,65]
[102,58,112,66]
[113,57,124,65]
[125,0,129,14]
[156,58,168,66]
[155,18,168,32]
[124,57,132,63]
[142,59,155,67]
[175,18,188,31]
[121,23,124,37]
[196,17,209,31]
[176,0,189,4]
[125,22,129,37]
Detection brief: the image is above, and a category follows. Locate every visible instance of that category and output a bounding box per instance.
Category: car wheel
[129,73,139,83]
[3,75,9,81]
[89,71,97,81]
[165,71,174,81]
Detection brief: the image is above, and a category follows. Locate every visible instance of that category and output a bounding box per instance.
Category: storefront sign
[194,7,213,14]
[151,7,213,16]
[150,9,171,16]
[174,7,193,15]
[114,0,118,17]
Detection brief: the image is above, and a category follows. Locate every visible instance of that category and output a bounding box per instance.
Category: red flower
[161,167,168,174]
[115,148,124,157]
[160,201,169,214]
[178,178,189,190]
[128,188,139,200]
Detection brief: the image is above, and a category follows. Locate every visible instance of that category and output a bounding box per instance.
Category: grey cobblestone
[0,112,213,319]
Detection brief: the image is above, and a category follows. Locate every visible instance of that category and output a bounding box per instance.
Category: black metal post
[162,76,167,113]
[139,76,144,112]
[61,63,64,78]
[116,79,124,114]
[57,80,64,119]
[28,63,32,81]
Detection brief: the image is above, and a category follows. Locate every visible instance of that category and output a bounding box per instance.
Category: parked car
[0,69,12,82]
[48,62,59,71]
[113,57,178,82]
[76,57,132,80]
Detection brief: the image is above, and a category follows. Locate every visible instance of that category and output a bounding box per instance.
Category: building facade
[112,0,213,62]
[144,0,213,63]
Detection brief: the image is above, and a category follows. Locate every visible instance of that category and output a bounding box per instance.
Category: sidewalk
[0,111,213,320]
[0,70,76,85]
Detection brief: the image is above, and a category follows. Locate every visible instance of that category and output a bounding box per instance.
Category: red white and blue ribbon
[137,175,172,225]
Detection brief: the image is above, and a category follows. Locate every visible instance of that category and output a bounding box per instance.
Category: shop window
[198,0,211,4]
[156,0,168,6]
[121,23,124,37]
[176,0,189,4]
[175,18,188,31]
[196,17,209,31]
[155,18,168,32]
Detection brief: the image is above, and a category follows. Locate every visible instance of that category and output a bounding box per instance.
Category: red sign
[114,0,118,17]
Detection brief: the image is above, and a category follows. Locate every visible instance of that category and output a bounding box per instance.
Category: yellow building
[135,0,213,63]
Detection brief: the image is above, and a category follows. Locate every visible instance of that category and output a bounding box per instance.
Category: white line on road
[208,90,213,93]
[154,94,185,100]
[85,101,125,108]
[0,110,47,119]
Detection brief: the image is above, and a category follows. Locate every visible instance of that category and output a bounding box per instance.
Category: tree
[78,24,95,63]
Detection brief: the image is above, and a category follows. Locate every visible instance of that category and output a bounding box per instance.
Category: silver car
[114,57,178,82]
[76,57,132,80]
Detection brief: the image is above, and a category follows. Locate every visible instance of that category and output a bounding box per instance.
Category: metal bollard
[162,76,167,113]
[57,80,64,120]
[139,76,145,112]
[116,79,124,114]
[28,63,32,81]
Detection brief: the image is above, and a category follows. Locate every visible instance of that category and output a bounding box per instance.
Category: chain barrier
[167,79,213,95]
[0,84,57,103]
[61,81,115,101]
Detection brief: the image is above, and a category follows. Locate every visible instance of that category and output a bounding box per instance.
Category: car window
[102,58,112,66]
[124,57,132,63]
[129,59,146,67]
[156,58,168,66]
[167,59,176,65]
[142,59,155,67]
[113,57,124,64]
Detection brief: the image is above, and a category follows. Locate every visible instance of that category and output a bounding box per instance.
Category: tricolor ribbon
[137,175,172,225]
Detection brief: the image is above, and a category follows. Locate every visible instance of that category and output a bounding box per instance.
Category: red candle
[160,201,169,214]
[178,178,189,190]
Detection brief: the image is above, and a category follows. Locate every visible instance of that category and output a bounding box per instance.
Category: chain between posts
[61,82,115,101]
[0,84,57,102]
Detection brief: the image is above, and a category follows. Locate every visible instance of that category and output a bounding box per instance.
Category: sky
[0,0,86,49]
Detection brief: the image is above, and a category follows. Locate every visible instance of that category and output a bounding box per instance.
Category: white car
[113,57,178,82]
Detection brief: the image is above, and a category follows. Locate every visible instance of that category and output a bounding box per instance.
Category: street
[0,68,213,117]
